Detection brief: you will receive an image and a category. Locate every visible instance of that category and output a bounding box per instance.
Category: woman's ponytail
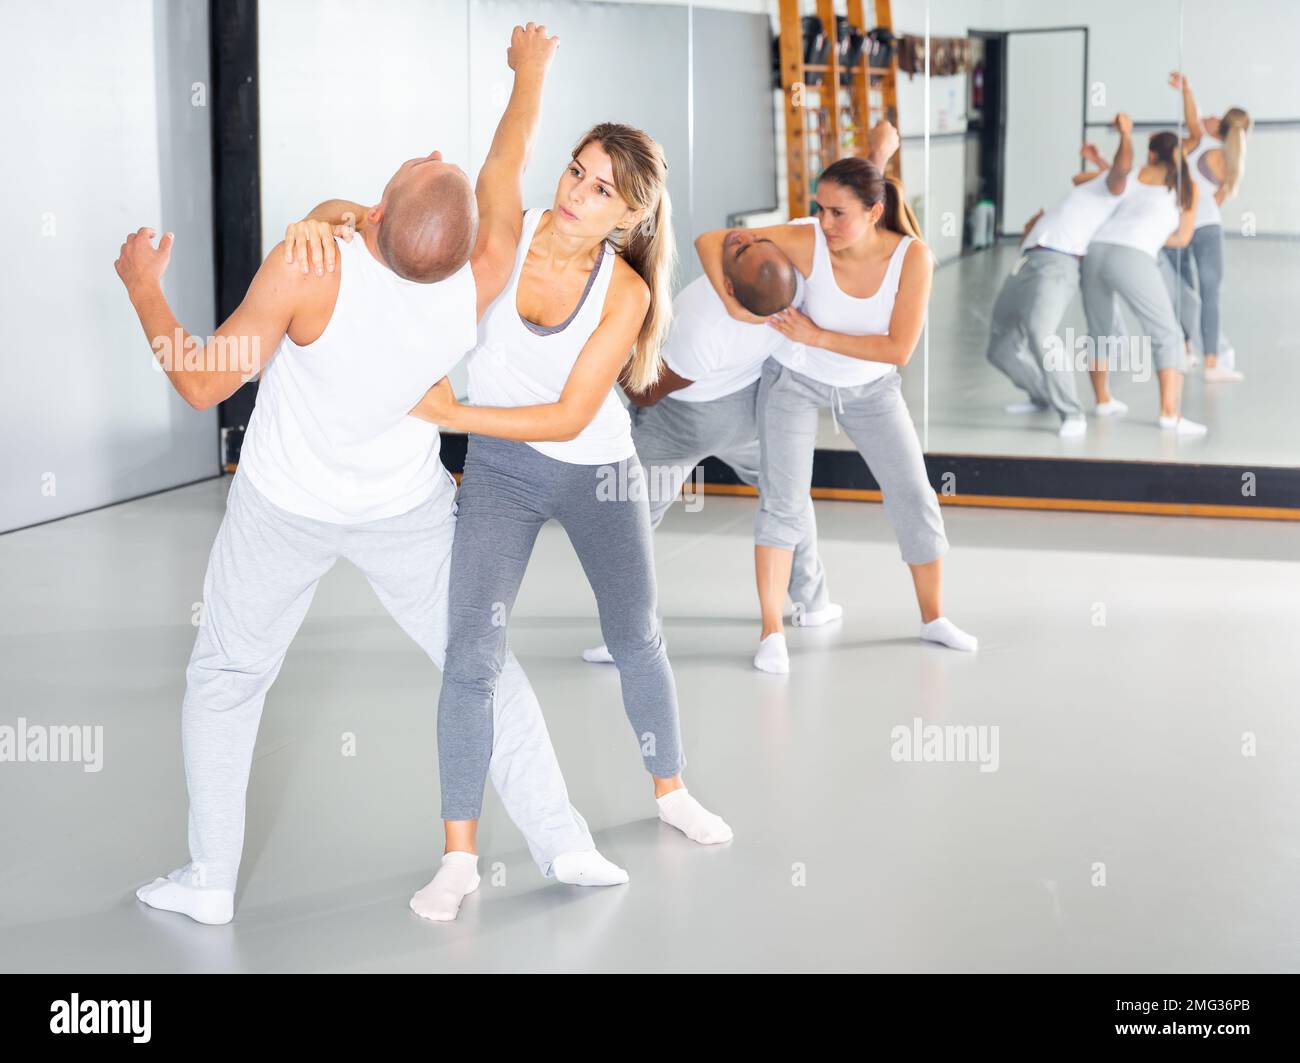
[1150,131,1194,212]
[883,178,922,239]
[1219,107,1251,199]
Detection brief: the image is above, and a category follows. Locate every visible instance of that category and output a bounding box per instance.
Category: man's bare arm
[622,362,693,407]
[115,228,313,411]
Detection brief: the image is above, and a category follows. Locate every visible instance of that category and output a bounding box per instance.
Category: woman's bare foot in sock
[410,851,480,922]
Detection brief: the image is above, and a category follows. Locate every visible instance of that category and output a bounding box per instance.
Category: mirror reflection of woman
[1168,71,1251,382]
[698,161,977,673]
[1079,131,1205,435]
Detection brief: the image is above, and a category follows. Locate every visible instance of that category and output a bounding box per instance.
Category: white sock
[552,849,629,886]
[1004,400,1046,414]
[792,602,843,627]
[920,616,978,653]
[656,788,733,845]
[1095,398,1128,417]
[753,632,789,673]
[135,864,234,926]
[1158,415,1208,436]
[410,851,480,922]
[1204,364,1244,382]
[582,643,614,664]
[1058,415,1087,439]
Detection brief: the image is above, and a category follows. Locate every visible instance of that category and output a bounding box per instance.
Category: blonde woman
[409,119,732,912]
[1169,71,1251,381]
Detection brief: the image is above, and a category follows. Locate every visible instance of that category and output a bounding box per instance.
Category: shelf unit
[777,0,900,219]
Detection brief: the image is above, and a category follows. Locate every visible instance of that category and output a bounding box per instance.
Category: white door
[1001,29,1086,237]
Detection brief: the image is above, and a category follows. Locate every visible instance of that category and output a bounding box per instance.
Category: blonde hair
[1219,107,1251,200]
[570,122,675,394]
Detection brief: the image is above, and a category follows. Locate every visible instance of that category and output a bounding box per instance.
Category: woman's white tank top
[1091,178,1181,260]
[237,234,476,524]
[467,207,635,465]
[774,222,913,387]
[1186,137,1223,230]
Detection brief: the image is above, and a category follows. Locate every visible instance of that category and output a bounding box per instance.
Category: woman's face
[814,181,882,250]
[552,141,641,240]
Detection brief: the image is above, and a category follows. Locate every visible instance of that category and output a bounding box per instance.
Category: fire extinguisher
[973,60,985,109]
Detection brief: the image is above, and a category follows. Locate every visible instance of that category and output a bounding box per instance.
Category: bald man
[115,24,618,926]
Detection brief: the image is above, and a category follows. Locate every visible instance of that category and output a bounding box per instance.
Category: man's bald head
[377,162,478,283]
[721,234,798,317]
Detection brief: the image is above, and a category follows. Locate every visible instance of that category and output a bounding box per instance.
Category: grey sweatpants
[630,379,830,613]
[985,250,1086,419]
[181,470,593,891]
[1081,242,1184,373]
[438,434,685,822]
[755,360,948,566]
[1158,248,1203,352]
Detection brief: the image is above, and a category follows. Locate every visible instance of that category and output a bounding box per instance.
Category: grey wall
[0,0,218,534]
[258,0,472,257]
[686,5,778,282]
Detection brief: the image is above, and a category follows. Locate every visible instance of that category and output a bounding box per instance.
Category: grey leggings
[438,434,684,821]
[1081,242,1184,373]
[1165,224,1226,355]
[755,360,948,566]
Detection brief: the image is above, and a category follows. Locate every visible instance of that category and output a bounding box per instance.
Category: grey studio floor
[2,474,1299,974]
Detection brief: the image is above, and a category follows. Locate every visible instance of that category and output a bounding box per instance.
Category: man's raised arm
[115,227,313,411]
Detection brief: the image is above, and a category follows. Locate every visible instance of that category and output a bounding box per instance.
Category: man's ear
[723,277,736,298]
[367,203,384,227]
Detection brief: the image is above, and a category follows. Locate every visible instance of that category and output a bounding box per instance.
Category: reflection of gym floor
[4,476,1299,972]
[817,238,1300,468]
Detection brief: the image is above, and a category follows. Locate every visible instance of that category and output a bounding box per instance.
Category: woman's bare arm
[1165,183,1200,248]
[470,24,559,319]
[769,241,931,367]
[411,266,650,440]
[1171,71,1204,147]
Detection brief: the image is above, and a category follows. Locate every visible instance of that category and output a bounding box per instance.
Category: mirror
[925,0,1299,469]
